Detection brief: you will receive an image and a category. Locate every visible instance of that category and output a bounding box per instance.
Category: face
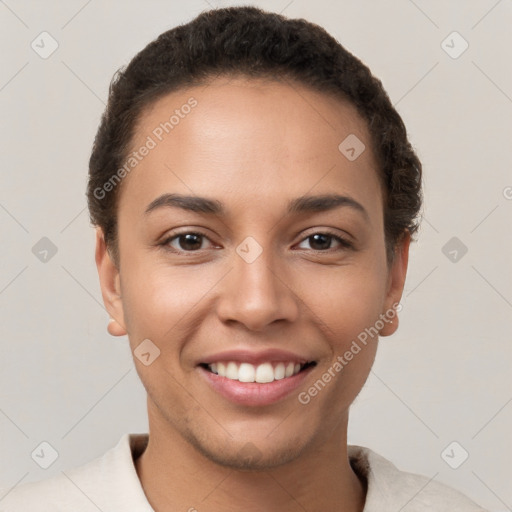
[96,76,409,470]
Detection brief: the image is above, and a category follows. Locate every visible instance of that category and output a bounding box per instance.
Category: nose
[215,245,300,332]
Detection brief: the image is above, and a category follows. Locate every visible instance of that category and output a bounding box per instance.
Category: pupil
[310,234,330,250]
[180,233,202,250]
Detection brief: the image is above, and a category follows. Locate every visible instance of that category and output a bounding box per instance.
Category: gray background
[0,1,511,510]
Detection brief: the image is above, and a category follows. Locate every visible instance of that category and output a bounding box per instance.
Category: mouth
[197,357,318,406]
[199,360,317,383]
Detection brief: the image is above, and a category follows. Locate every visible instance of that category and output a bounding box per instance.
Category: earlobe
[95,227,127,337]
[108,317,127,336]
[379,232,410,337]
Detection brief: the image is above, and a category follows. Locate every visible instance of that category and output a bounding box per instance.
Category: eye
[296,232,353,251]
[159,230,353,254]
[161,231,213,252]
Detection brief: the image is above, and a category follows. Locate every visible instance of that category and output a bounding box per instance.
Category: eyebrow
[144,193,369,220]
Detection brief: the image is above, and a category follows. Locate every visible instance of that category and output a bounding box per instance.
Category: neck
[135,403,366,512]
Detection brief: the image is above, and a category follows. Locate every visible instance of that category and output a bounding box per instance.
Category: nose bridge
[216,238,299,330]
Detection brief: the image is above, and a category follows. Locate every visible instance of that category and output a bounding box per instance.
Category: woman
[2,6,488,511]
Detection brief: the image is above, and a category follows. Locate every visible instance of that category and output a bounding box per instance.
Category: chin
[185,427,313,471]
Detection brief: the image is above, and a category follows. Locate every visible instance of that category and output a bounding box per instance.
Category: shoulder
[0,471,72,512]
[348,445,489,512]
[0,433,151,512]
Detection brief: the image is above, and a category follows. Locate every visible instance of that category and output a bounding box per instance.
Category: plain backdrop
[0,1,511,511]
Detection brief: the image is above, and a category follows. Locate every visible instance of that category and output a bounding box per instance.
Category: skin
[96,76,409,512]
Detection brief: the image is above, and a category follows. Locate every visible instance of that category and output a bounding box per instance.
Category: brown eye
[163,232,211,252]
[297,232,353,251]
[308,234,333,251]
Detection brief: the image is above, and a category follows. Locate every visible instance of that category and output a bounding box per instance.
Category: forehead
[119,76,382,220]
[135,75,374,159]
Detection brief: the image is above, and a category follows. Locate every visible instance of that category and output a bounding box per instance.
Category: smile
[198,358,317,406]
[203,361,316,383]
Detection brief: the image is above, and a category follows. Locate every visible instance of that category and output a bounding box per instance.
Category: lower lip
[198,365,315,406]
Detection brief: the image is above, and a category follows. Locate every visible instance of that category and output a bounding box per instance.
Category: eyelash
[159,229,354,254]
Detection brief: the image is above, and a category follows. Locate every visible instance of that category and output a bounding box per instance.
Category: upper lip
[198,348,315,366]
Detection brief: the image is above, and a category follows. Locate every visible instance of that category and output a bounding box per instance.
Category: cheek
[299,266,386,413]
[119,257,225,347]
[299,259,389,343]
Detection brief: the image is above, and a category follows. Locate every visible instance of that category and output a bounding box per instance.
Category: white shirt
[0,433,488,511]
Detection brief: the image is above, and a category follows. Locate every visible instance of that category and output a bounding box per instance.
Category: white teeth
[217,362,226,377]
[238,362,256,382]
[226,361,238,380]
[255,362,274,383]
[274,362,285,380]
[206,360,307,383]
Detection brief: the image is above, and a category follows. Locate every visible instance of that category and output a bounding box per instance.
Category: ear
[95,227,127,337]
[379,232,410,337]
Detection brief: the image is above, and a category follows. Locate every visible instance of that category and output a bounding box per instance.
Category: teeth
[274,362,285,380]
[238,363,255,382]
[226,361,238,380]
[207,361,306,383]
[255,362,274,383]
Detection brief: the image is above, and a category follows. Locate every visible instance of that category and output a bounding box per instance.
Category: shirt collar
[115,434,419,511]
